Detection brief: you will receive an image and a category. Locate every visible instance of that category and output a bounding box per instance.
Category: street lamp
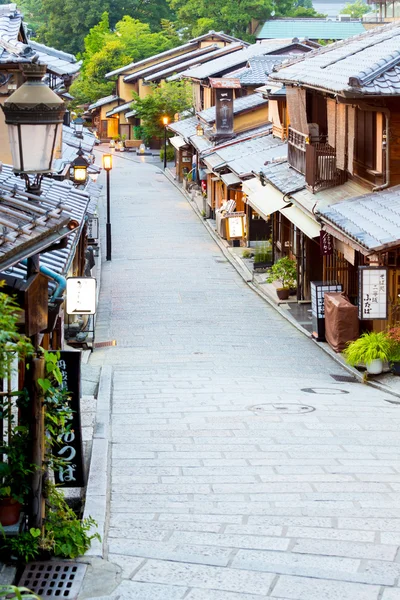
[162,115,169,170]
[74,116,84,138]
[102,154,112,261]
[1,62,66,194]
[71,147,89,185]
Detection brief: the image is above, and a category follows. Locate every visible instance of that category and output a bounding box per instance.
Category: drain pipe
[22,259,66,302]
[356,103,390,192]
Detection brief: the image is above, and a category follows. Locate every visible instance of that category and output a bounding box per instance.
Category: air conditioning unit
[338,14,352,21]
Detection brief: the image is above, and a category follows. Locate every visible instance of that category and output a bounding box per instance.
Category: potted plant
[343,331,392,375]
[0,426,35,526]
[120,134,127,152]
[253,241,273,271]
[266,256,297,300]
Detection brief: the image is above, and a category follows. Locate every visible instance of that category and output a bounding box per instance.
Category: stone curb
[83,364,112,558]
[165,170,400,401]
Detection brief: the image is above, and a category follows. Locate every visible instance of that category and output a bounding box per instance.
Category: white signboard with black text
[358,267,388,320]
[87,217,99,241]
[66,277,97,315]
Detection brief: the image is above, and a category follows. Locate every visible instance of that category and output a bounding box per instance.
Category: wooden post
[29,354,45,529]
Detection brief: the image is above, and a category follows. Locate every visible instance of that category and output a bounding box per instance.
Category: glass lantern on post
[74,116,84,138]
[1,62,66,195]
[71,147,89,185]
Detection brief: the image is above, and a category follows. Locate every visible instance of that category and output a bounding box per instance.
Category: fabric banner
[268,100,281,127]
[336,103,347,171]
[347,105,355,175]
[327,98,336,149]
[286,87,308,134]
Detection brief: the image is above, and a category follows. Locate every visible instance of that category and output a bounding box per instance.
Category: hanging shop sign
[66,277,96,315]
[52,351,85,487]
[358,266,388,320]
[310,281,343,340]
[87,216,99,241]
[226,212,245,240]
[320,230,333,256]
[215,88,234,135]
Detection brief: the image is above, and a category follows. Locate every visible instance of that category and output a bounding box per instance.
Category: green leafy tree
[70,14,179,105]
[132,80,193,142]
[168,0,274,40]
[340,0,369,17]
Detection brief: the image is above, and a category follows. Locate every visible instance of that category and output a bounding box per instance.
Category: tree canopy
[70,13,180,104]
[132,80,193,142]
[340,0,369,17]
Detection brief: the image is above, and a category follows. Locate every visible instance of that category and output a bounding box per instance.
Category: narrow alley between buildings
[81,150,400,600]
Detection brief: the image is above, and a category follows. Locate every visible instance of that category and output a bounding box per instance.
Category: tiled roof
[106,31,249,78]
[29,40,81,76]
[0,3,33,64]
[181,42,298,80]
[62,125,96,154]
[145,43,245,83]
[88,95,121,111]
[259,160,306,194]
[125,44,229,83]
[53,142,98,176]
[190,123,271,153]
[271,20,400,95]
[235,55,292,86]
[167,116,198,140]
[317,185,400,251]
[256,18,366,40]
[106,101,133,117]
[203,133,286,177]
[199,93,268,124]
[0,163,90,271]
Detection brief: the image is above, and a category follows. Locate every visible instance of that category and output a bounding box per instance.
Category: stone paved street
[82,150,400,599]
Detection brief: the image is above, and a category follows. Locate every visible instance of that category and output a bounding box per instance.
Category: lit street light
[162,116,169,170]
[71,147,89,185]
[102,154,113,261]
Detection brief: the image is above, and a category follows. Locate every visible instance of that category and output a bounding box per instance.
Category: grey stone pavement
[80,149,400,600]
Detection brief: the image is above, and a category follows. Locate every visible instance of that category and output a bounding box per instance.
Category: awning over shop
[169,135,188,150]
[242,177,286,221]
[221,173,241,187]
[282,204,321,239]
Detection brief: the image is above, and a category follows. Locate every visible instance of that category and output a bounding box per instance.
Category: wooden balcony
[305,142,347,193]
[288,127,306,175]
[288,127,347,193]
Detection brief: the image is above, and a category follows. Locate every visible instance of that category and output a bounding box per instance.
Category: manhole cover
[301,387,349,395]
[330,374,357,383]
[248,403,315,414]
[19,561,87,599]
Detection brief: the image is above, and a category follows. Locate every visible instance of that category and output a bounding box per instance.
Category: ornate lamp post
[71,147,89,185]
[1,62,66,195]
[102,154,113,261]
[74,116,84,139]
[162,115,169,170]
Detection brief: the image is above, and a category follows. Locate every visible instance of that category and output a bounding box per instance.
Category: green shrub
[343,331,392,366]
[160,145,175,162]
[266,257,296,289]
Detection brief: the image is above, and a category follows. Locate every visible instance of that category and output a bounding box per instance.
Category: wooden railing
[272,124,288,141]
[305,142,347,193]
[288,127,307,175]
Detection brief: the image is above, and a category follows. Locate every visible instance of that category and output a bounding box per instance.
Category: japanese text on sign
[358,267,388,320]
[53,351,85,487]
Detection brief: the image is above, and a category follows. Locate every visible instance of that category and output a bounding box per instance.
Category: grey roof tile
[317,185,400,250]
[182,42,299,80]
[199,93,268,123]
[271,20,400,95]
[259,160,306,194]
[88,95,121,111]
